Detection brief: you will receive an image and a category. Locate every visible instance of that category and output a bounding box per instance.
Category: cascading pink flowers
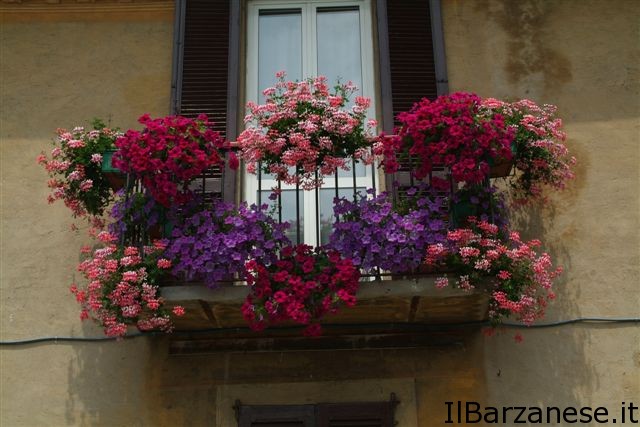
[71,231,184,337]
[37,120,121,227]
[425,217,562,327]
[481,98,576,203]
[237,72,379,190]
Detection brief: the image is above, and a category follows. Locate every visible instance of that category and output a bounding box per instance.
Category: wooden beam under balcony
[161,276,491,353]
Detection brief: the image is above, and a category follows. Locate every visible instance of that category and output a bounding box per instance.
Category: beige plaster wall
[441,0,640,419]
[0,3,178,425]
[0,1,638,426]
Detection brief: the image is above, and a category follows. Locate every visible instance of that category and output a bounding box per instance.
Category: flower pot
[488,143,517,178]
[101,149,126,190]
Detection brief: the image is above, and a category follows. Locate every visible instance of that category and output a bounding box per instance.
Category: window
[172,0,445,213]
[236,401,396,427]
[244,0,377,246]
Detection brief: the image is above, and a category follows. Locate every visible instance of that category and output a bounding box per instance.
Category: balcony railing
[110,152,502,341]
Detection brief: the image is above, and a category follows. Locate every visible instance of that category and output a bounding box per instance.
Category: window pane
[317,9,362,96]
[319,187,365,245]
[260,190,304,245]
[337,159,366,178]
[259,11,302,102]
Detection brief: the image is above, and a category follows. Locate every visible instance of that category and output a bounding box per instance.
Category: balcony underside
[161,276,491,354]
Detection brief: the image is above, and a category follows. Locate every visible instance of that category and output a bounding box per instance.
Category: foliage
[113,114,234,207]
[37,119,121,226]
[329,188,448,274]
[242,245,360,336]
[237,72,378,190]
[424,218,562,326]
[165,200,291,287]
[71,231,184,337]
[451,183,510,231]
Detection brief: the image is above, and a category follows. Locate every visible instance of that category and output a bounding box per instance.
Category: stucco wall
[0,3,177,425]
[441,0,640,418]
[1,0,638,426]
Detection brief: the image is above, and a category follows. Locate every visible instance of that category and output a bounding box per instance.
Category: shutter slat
[180,0,230,133]
[387,0,438,121]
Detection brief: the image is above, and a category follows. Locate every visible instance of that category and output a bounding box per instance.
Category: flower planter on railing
[101,148,126,190]
[41,88,573,343]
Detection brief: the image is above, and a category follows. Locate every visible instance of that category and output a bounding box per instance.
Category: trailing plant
[165,200,291,287]
[237,72,379,190]
[242,245,360,336]
[329,187,448,274]
[37,119,121,226]
[481,98,576,203]
[424,218,562,326]
[71,231,184,337]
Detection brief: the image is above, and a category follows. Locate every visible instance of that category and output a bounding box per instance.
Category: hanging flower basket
[237,73,379,190]
[488,142,517,178]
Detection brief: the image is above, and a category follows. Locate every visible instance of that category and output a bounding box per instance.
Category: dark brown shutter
[174,0,239,202]
[386,0,438,123]
[178,0,230,134]
[238,405,316,427]
[317,402,394,427]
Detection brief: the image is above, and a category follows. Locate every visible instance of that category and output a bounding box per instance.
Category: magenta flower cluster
[37,119,121,228]
[113,114,234,207]
[242,245,361,336]
[166,201,291,287]
[481,98,576,203]
[379,92,514,184]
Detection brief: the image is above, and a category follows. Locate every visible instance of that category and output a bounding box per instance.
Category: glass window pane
[319,187,365,246]
[317,9,362,96]
[337,159,367,178]
[258,11,302,102]
[260,190,304,245]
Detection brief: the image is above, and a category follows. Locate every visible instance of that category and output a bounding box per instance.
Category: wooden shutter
[178,0,230,133]
[238,405,316,427]
[173,0,240,202]
[316,402,394,427]
[385,0,438,124]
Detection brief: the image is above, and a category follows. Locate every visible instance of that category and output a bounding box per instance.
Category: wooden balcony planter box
[161,276,491,354]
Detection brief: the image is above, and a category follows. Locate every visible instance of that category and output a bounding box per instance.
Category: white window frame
[244,0,377,246]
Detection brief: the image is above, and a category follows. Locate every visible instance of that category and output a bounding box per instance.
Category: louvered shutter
[173,0,239,202]
[385,0,439,124]
[237,405,316,427]
[177,0,230,132]
[376,0,447,199]
[316,402,394,427]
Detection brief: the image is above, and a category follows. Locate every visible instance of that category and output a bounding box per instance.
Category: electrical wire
[0,317,638,346]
